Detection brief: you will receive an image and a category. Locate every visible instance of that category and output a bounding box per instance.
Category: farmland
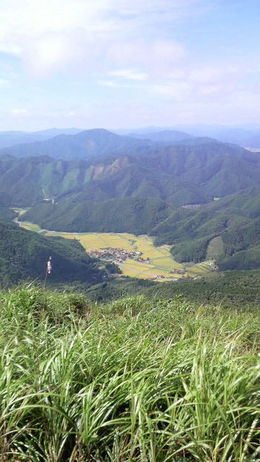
[15,213,214,280]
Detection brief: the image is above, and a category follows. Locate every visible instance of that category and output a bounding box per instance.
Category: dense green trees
[0,221,113,287]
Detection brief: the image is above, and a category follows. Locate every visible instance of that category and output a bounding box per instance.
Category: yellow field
[188,261,214,275]
[20,221,44,232]
[120,259,184,280]
[14,212,213,280]
[43,231,212,280]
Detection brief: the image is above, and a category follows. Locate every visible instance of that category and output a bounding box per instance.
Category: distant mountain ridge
[133,125,260,149]
[0,127,259,272]
[0,127,241,162]
[0,129,153,160]
[0,128,81,150]
[187,127,260,149]
[128,129,194,144]
[0,140,259,207]
[2,126,260,153]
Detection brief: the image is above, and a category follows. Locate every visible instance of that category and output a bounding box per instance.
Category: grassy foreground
[0,286,259,461]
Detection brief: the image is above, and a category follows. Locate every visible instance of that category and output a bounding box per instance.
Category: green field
[45,231,214,280]
[16,213,214,280]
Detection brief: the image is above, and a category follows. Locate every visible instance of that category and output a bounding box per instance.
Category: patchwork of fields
[54,232,185,280]
[48,232,215,279]
[16,214,214,280]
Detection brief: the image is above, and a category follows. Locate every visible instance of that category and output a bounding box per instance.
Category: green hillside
[0,137,259,272]
[151,188,260,269]
[0,221,113,287]
[22,197,172,234]
[0,139,259,207]
[85,269,260,306]
[22,187,260,270]
[0,206,15,220]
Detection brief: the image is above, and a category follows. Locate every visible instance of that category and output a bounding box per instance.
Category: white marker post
[44,256,52,288]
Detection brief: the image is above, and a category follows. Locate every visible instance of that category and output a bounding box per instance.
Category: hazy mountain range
[1,124,260,155]
[0,130,258,206]
[0,126,259,277]
[122,126,260,149]
[0,128,81,150]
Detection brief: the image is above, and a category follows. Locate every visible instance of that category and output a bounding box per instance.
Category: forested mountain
[153,187,260,269]
[0,140,259,207]
[0,220,112,287]
[210,128,260,149]
[0,129,259,272]
[174,126,260,149]
[131,125,260,149]
[0,129,152,160]
[128,129,194,143]
[0,128,81,150]
[21,197,172,234]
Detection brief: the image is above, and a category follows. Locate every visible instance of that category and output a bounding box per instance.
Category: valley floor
[18,214,215,280]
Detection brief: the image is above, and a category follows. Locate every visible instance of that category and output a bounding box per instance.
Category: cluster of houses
[170,268,186,275]
[208,261,219,270]
[88,247,218,281]
[150,273,193,281]
[151,274,168,280]
[87,247,151,265]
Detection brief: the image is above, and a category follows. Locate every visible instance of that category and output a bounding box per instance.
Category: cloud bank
[0,0,259,129]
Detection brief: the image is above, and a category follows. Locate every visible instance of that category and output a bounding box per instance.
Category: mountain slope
[0,134,259,271]
[21,197,172,234]
[0,220,111,287]
[0,128,81,149]
[0,141,259,207]
[128,129,194,143]
[152,187,260,269]
[189,127,260,149]
[0,129,152,160]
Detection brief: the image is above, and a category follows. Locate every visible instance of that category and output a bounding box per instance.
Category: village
[87,247,151,264]
[87,246,209,281]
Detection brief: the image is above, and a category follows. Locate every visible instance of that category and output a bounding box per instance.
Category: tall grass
[0,286,259,461]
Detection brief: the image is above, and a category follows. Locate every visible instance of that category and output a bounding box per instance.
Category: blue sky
[0,0,259,130]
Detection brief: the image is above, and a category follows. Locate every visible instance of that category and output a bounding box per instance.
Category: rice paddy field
[0,286,259,461]
[18,218,213,280]
[13,207,214,280]
[50,231,188,280]
[49,232,214,279]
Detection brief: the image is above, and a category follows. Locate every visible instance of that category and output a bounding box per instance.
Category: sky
[0,0,259,130]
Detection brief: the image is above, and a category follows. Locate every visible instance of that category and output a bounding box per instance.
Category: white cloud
[0,0,258,129]
[97,80,131,88]
[66,110,77,117]
[0,0,199,75]
[0,78,8,87]
[11,108,29,116]
[150,81,191,101]
[145,62,250,103]
[109,69,148,81]
[106,39,185,77]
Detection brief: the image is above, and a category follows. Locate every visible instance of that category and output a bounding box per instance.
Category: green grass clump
[0,286,259,461]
